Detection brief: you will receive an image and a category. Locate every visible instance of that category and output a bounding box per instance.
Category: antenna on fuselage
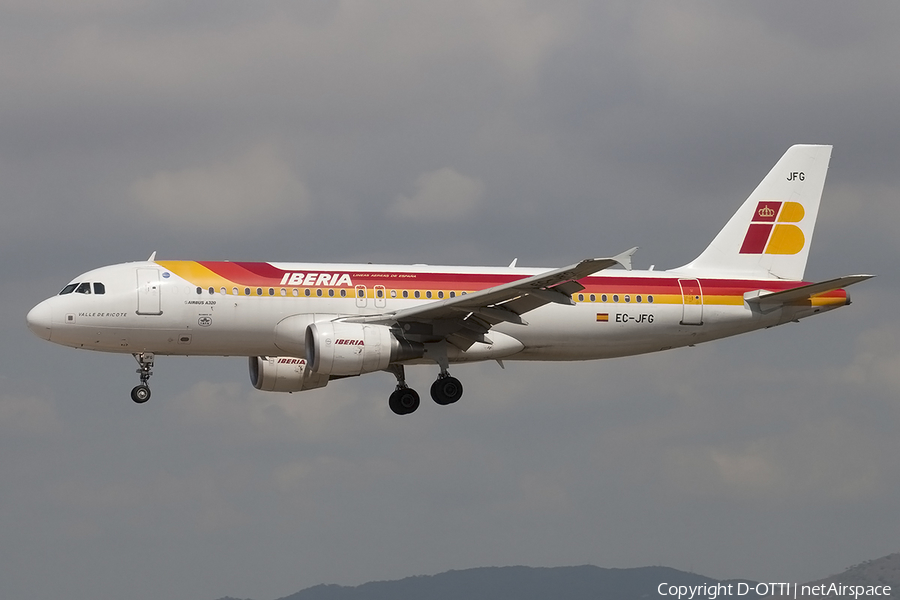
[508,258,518,268]
[148,251,157,261]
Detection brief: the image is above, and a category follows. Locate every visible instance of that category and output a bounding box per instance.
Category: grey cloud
[388,168,485,223]
[127,142,309,232]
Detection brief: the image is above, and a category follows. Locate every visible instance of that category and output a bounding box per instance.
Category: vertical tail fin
[678,144,832,280]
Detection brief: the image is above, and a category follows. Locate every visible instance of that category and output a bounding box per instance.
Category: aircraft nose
[26,300,52,340]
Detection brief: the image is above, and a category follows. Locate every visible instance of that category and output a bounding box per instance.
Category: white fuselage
[26,260,848,364]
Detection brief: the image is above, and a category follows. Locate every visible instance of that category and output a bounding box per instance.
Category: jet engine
[249,356,330,392]
[305,322,424,376]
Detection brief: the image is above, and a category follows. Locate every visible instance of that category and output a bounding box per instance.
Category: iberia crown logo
[739,201,806,255]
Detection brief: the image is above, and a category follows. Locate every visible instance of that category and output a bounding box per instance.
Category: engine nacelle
[249,356,330,392]
[305,322,424,376]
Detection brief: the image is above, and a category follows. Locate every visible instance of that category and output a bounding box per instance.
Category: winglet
[612,247,638,271]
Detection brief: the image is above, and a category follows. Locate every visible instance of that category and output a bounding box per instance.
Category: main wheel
[389,388,420,415]
[131,385,151,404]
[431,376,463,405]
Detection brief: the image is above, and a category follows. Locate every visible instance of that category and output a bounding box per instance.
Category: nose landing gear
[131,352,154,404]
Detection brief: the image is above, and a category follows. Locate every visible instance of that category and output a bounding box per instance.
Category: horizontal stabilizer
[744,274,874,309]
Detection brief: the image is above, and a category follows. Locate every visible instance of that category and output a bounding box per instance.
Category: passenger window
[268,288,274,296]
[589,294,595,302]
[340,289,346,297]
[208,287,215,295]
[449,291,455,298]
[93,282,106,294]
[257,288,262,296]
[402,290,409,298]
[304,289,311,297]
[426,291,432,299]
[577,294,584,302]
[292,289,298,297]
[328,289,335,297]
[245,288,250,296]
[414,291,420,299]
[59,283,78,295]
[438,291,444,299]
[233,287,239,296]
[601,294,608,302]
[76,282,92,294]
[390,290,397,298]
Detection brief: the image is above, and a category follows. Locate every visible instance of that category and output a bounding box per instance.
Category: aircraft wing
[744,274,874,311]
[344,247,637,349]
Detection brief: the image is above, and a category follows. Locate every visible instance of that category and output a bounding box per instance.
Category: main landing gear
[131,352,154,404]
[386,364,419,415]
[385,364,463,415]
[431,373,463,406]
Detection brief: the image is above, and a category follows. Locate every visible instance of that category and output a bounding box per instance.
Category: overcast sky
[3,2,899,600]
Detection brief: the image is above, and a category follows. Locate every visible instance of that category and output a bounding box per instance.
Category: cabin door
[136,269,163,315]
[678,279,703,325]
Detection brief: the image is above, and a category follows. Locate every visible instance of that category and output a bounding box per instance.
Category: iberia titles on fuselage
[26,145,873,414]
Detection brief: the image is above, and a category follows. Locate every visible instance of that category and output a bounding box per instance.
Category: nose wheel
[131,384,151,403]
[131,352,154,404]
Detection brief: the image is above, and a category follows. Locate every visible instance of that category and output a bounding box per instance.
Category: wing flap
[452,306,528,326]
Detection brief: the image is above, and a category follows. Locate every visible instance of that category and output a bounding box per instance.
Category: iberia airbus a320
[26,145,872,414]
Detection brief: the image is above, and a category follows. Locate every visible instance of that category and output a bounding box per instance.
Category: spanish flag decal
[596,313,609,322]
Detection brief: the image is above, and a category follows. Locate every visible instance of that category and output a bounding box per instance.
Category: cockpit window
[93,282,106,295]
[75,282,92,294]
[59,283,78,295]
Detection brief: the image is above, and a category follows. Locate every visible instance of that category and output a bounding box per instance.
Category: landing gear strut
[384,361,465,415]
[429,347,463,406]
[386,364,419,415]
[131,352,154,404]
